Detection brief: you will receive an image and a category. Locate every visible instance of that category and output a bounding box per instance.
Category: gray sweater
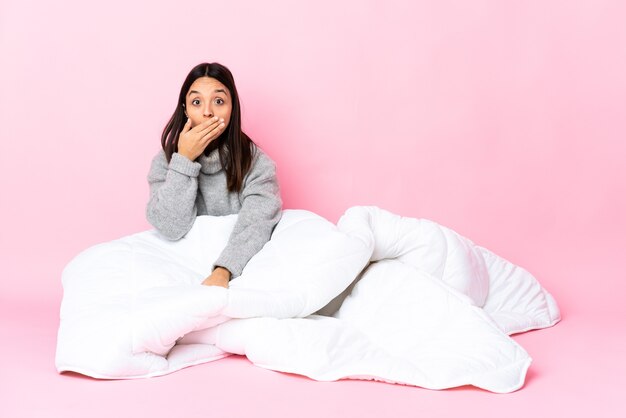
[146,144,283,279]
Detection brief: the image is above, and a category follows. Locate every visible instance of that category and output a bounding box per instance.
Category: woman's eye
[192,99,200,105]
[215,98,224,105]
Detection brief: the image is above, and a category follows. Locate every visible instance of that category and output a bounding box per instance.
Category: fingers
[196,117,223,136]
[183,117,226,147]
[200,120,226,143]
[186,116,217,135]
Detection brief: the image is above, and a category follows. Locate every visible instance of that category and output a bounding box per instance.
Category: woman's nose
[203,104,213,117]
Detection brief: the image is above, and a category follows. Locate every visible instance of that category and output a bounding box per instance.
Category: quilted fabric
[55,206,560,392]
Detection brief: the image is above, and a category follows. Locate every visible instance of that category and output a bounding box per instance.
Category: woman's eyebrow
[188,89,229,96]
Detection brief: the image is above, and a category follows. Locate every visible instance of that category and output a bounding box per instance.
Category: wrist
[213,266,232,280]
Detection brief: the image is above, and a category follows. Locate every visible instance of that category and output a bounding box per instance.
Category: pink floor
[1,254,624,418]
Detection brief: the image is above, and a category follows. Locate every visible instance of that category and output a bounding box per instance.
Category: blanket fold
[55,205,560,392]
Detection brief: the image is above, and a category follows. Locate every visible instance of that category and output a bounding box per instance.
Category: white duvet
[55,206,560,393]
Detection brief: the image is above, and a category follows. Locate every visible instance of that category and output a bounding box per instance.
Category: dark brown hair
[161,62,254,193]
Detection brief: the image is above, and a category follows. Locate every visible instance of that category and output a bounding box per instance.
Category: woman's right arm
[146,150,200,240]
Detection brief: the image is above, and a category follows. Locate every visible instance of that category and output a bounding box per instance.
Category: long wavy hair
[161,62,255,193]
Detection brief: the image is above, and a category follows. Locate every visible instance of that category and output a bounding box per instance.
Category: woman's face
[184,76,232,130]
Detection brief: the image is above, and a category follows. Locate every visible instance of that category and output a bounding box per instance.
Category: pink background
[1,0,624,417]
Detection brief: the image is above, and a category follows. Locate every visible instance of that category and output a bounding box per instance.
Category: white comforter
[55,206,560,393]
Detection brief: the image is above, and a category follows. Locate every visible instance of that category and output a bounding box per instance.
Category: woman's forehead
[188,77,230,96]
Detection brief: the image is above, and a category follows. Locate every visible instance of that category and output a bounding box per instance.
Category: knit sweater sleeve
[146,150,200,240]
[212,149,283,279]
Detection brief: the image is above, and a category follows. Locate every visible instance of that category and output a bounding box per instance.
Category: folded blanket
[55,206,560,393]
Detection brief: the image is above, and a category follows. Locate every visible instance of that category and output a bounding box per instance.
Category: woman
[146,62,283,288]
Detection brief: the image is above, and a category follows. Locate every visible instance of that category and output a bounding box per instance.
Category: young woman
[146,62,283,289]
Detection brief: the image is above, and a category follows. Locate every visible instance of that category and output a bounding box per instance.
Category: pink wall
[1,0,624,314]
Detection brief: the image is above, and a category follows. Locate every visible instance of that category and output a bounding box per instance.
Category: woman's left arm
[211,150,283,279]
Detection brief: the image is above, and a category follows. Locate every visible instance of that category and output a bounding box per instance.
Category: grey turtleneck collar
[198,146,227,174]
